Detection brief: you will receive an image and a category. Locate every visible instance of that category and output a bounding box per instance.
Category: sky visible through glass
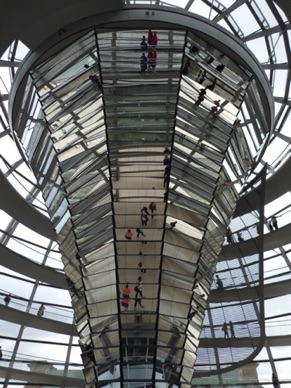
[0,0,290,386]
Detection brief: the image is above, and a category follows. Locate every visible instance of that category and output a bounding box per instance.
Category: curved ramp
[0,171,55,240]
[0,243,67,289]
[235,154,291,217]
[219,222,291,261]
[209,278,291,303]
[0,365,83,387]
[0,304,77,336]
[199,335,291,348]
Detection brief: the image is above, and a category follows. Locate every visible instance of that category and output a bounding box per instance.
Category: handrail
[0,292,74,323]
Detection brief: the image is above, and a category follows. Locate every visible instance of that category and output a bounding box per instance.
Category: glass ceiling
[0,0,291,387]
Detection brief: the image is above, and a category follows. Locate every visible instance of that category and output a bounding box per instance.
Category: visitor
[198,70,206,84]
[170,221,177,230]
[134,278,144,309]
[4,293,11,306]
[147,48,157,72]
[141,214,149,226]
[147,29,154,46]
[134,276,144,298]
[138,261,146,273]
[164,164,171,176]
[140,234,147,245]
[189,306,199,320]
[37,303,45,317]
[125,229,133,240]
[141,206,149,215]
[149,202,157,219]
[195,69,203,83]
[189,45,199,55]
[194,88,207,106]
[182,58,191,75]
[140,36,147,50]
[226,228,232,244]
[206,55,214,64]
[164,164,171,182]
[271,216,278,230]
[84,64,101,89]
[237,232,244,242]
[122,283,131,312]
[233,118,241,127]
[140,52,147,72]
[136,228,146,238]
[210,99,220,114]
[206,79,217,91]
[222,322,229,338]
[216,63,225,72]
[152,31,158,47]
[141,212,149,226]
[216,275,223,291]
[163,156,170,166]
[229,321,235,338]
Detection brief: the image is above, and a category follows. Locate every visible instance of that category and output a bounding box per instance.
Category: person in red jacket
[147,29,154,46]
[148,48,157,72]
[152,31,158,47]
[122,284,131,312]
[125,229,133,240]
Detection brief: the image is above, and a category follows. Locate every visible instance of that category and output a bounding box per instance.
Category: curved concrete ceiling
[0,171,55,240]
[0,0,122,55]
[0,1,288,57]
[274,1,291,19]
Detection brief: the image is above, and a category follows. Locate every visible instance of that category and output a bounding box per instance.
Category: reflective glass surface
[1,1,291,387]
